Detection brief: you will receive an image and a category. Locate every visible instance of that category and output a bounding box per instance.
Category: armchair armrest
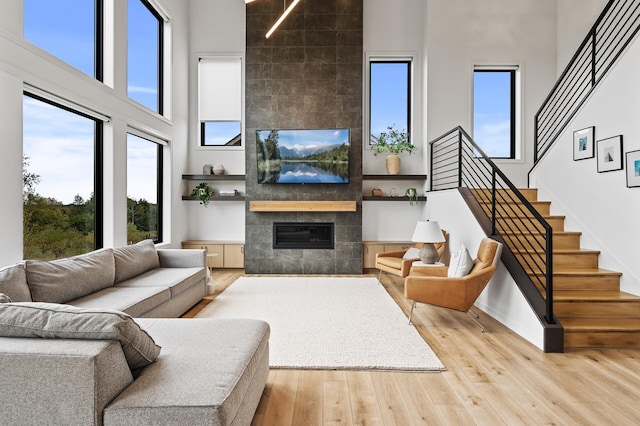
[375,249,408,259]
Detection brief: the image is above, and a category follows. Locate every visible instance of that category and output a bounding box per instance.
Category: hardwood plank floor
[184,270,640,425]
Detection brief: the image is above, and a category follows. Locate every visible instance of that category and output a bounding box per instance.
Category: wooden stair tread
[514,248,600,255]
[528,268,621,276]
[561,317,640,331]
[502,230,581,236]
[554,291,640,301]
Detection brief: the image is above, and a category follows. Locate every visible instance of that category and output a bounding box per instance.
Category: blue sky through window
[24,0,96,77]
[473,71,513,158]
[23,95,95,204]
[128,0,160,112]
[370,62,409,140]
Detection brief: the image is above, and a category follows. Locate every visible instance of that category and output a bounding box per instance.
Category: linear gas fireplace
[273,222,334,250]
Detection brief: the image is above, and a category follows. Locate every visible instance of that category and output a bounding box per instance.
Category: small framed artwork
[626,150,640,188]
[573,126,595,160]
[597,135,624,173]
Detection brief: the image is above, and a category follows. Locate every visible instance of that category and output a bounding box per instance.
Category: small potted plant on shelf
[191,182,214,207]
[405,187,418,205]
[369,125,415,174]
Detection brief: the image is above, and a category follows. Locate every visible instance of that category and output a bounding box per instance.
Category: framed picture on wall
[626,150,640,188]
[573,126,595,160]
[597,135,624,173]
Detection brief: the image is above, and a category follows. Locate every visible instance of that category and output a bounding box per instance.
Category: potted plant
[405,187,418,205]
[191,182,214,207]
[369,125,415,174]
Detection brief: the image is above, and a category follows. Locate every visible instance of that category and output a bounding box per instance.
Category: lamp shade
[411,221,445,243]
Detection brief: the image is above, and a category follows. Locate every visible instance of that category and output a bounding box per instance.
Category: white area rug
[196,276,445,371]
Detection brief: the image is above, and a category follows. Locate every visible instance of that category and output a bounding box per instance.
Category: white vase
[212,164,225,175]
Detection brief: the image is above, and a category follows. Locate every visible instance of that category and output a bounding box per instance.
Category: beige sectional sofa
[0,240,270,426]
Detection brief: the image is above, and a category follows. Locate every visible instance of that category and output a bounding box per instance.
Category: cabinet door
[383,243,414,252]
[224,244,245,268]
[363,243,385,269]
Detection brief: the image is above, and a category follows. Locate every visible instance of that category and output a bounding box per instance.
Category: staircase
[477,188,640,349]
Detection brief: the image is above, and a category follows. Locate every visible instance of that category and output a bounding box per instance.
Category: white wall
[429,190,545,350]
[0,0,191,265]
[426,0,558,187]
[556,0,608,76]
[530,33,640,295]
[183,0,246,242]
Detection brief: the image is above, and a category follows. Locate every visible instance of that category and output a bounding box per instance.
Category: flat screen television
[256,128,350,184]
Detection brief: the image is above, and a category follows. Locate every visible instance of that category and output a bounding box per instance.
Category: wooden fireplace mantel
[249,200,357,212]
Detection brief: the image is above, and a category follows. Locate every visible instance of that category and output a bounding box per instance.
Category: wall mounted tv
[256,128,350,184]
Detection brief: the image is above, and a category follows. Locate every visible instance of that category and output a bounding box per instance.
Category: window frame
[472,66,521,160]
[367,56,413,146]
[125,130,164,244]
[22,90,104,252]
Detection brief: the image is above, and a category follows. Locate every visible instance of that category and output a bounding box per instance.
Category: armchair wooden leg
[377,269,383,284]
[408,300,416,325]
[468,307,485,332]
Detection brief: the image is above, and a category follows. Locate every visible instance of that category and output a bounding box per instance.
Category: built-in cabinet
[181,240,245,268]
[362,241,415,269]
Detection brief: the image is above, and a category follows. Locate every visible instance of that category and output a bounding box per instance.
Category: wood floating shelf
[362,196,427,202]
[182,174,245,180]
[249,200,357,212]
[362,174,427,180]
[182,196,246,201]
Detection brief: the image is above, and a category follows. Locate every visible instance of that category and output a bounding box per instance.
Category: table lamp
[411,220,446,264]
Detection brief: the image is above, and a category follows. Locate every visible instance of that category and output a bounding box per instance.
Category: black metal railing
[535,0,640,163]
[430,126,556,326]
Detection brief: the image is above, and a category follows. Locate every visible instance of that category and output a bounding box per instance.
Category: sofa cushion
[0,302,160,370]
[26,249,115,303]
[402,247,420,259]
[116,267,207,297]
[68,286,171,318]
[0,263,32,302]
[114,240,160,283]
[104,318,270,426]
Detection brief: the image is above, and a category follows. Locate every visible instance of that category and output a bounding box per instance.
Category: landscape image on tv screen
[256,128,349,184]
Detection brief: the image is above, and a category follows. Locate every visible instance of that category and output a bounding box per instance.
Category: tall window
[198,57,243,148]
[128,0,163,114]
[473,68,517,159]
[23,93,103,260]
[24,0,103,80]
[127,133,163,244]
[369,60,411,144]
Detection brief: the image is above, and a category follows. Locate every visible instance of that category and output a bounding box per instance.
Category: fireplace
[273,222,334,250]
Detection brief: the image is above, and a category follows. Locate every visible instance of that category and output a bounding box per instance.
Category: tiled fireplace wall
[244,0,363,274]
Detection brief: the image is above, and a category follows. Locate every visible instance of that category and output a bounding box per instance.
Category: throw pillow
[26,249,115,303]
[402,247,420,260]
[113,239,160,283]
[0,302,160,370]
[0,263,32,302]
[448,244,474,278]
[0,293,11,303]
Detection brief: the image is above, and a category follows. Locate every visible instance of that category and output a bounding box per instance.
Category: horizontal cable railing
[535,0,640,163]
[430,126,555,325]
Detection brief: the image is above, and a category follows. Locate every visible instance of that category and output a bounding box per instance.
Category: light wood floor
[185,270,640,425]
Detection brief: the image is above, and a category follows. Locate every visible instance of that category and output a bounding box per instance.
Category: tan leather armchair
[375,231,448,281]
[404,237,503,330]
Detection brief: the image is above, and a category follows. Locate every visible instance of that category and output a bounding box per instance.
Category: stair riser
[480,202,551,217]
[556,302,640,318]
[472,188,539,203]
[507,234,581,250]
[515,252,599,269]
[496,217,565,232]
[565,332,640,349]
[534,275,621,291]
